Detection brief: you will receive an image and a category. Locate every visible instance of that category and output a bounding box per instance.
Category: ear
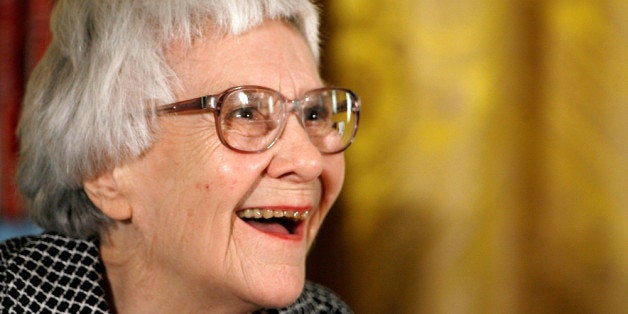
[83,170,132,221]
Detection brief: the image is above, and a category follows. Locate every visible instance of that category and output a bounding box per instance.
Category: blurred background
[1,1,627,313]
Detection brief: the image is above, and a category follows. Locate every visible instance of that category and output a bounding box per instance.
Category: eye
[304,105,329,122]
[222,102,278,138]
[228,106,262,120]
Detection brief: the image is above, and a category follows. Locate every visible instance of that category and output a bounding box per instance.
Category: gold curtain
[308,0,627,313]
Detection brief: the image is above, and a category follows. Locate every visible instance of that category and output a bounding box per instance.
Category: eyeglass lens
[218,88,359,153]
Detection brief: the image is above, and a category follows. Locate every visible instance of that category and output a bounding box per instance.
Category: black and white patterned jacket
[0,233,351,313]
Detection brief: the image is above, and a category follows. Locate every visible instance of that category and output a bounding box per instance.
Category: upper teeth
[237,209,309,221]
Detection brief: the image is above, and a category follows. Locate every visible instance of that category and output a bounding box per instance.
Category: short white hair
[17,0,321,238]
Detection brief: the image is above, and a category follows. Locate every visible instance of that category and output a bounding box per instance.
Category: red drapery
[0,0,52,220]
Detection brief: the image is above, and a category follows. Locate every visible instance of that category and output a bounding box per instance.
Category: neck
[98,224,259,314]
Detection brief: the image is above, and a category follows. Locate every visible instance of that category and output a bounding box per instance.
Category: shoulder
[0,233,101,272]
[0,233,109,313]
[266,281,352,314]
[0,232,98,253]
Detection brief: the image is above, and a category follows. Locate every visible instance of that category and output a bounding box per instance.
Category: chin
[246,272,306,309]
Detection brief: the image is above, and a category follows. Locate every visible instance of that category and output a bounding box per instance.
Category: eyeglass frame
[154,85,360,154]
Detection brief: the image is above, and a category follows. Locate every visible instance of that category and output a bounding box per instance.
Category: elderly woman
[1,0,359,312]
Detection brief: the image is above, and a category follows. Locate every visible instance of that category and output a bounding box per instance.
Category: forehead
[165,19,322,100]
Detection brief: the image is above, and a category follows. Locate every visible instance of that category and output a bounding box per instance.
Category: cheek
[321,155,346,203]
[124,140,221,230]
[198,156,267,192]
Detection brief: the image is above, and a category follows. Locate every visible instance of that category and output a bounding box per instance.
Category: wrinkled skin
[83,20,345,313]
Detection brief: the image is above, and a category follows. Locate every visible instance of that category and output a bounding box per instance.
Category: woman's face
[100,20,345,309]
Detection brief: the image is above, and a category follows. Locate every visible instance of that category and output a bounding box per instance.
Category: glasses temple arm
[155,96,215,114]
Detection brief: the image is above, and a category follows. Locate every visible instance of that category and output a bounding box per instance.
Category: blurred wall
[0,0,51,222]
[308,0,627,313]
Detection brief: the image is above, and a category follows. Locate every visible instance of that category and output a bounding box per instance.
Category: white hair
[17,0,321,238]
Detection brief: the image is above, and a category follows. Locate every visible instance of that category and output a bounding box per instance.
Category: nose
[265,115,323,181]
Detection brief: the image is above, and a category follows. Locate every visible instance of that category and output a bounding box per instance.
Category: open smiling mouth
[236,209,309,236]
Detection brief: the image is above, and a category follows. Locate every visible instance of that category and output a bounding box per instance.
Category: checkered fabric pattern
[0,233,351,313]
[0,233,109,313]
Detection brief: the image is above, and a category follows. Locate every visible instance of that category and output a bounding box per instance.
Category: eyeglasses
[156,85,360,154]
